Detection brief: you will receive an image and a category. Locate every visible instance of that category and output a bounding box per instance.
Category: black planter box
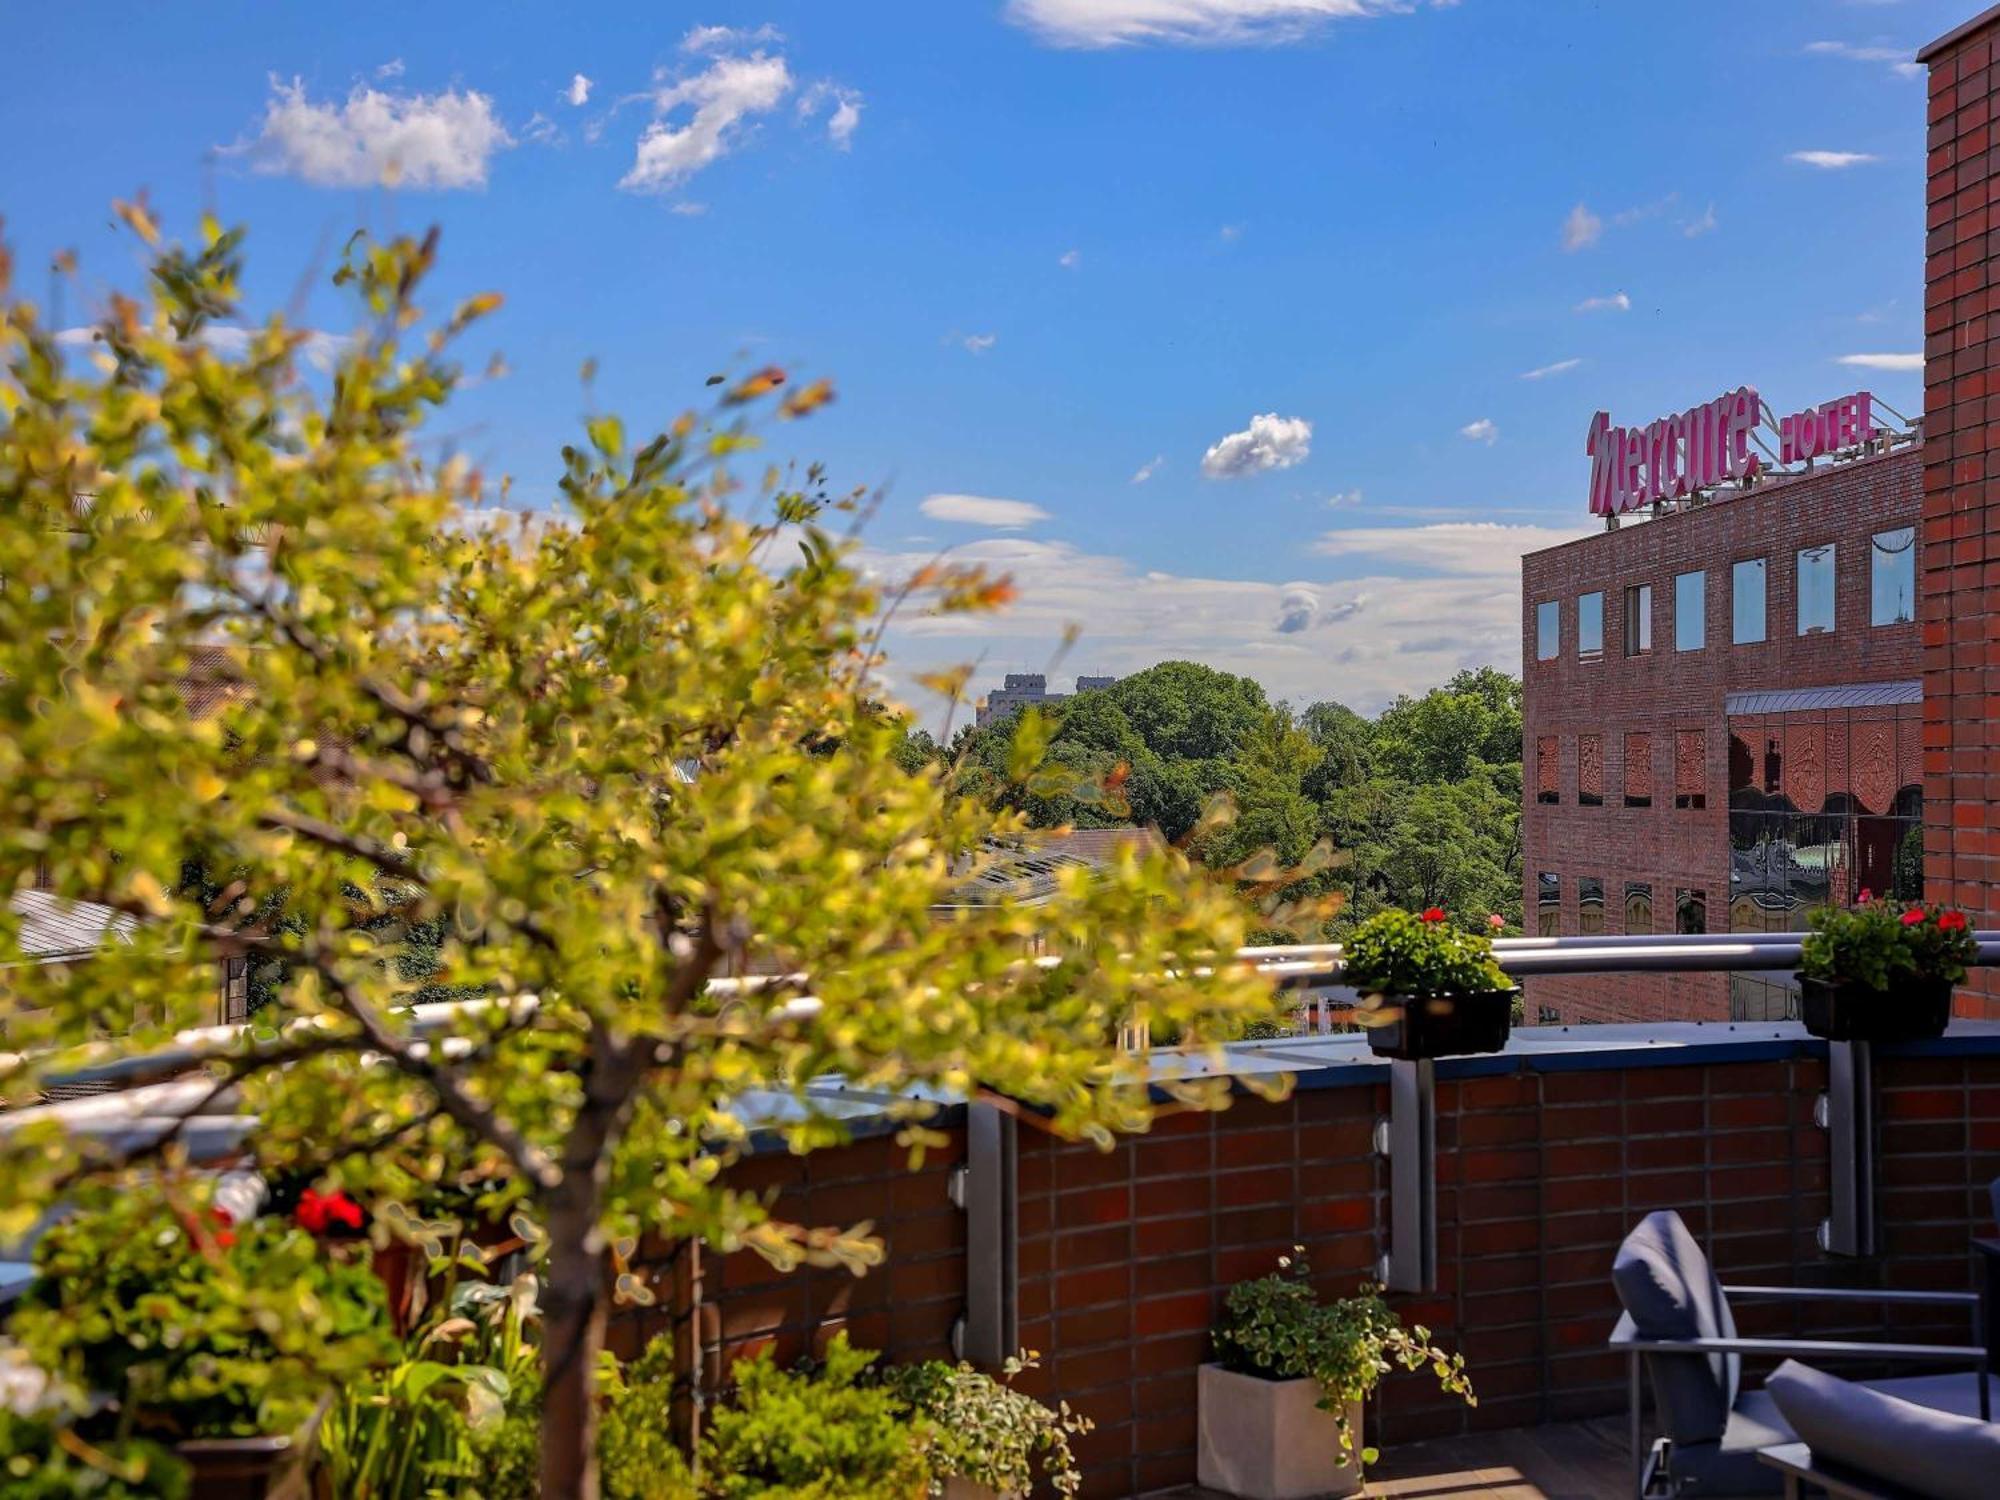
[1363,988,1518,1061]
[1799,975,1953,1043]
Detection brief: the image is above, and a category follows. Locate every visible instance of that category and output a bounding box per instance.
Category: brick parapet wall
[1925,16,2000,1014]
[1521,450,1923,1023]
[645,1038,2000,1498]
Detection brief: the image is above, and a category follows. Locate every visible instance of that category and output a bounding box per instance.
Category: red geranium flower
[1857,888,1874,905]
[296,1188,364,1235]
[1421,907,1446,924]
[1940,910,1969,932]
[210,1207,235,1249]
[1487,913,1506,931]
[1901,909,1927,927]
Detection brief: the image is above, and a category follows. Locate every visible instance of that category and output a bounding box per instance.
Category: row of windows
[1534,527,1916,662]
[1536,876,1707,936]
[1534,730,1705,808]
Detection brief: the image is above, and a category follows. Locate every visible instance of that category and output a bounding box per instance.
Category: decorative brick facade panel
[1522,449,1922,1022]
[1578,733,1604,805]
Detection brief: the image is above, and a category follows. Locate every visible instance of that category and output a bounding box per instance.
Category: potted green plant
[1200,1250,1474,1500]
[1342,907,1517,1059]
[1798,897,1977,1042]
[889,1351,1090,1499]
[5,1180,396,1499]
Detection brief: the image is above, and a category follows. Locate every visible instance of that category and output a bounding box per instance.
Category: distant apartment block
[973,672,1118,729]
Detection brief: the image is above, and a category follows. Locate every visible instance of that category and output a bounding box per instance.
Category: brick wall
[1521,449,1922,1023]
[1923,10,2000,1015]
[646,1039,2000,1499]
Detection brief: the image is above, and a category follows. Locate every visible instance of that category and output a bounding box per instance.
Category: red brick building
[1520,444,1924,1022]
[1923,9,2000,1013]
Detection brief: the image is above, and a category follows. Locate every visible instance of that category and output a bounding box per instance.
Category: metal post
[1824,1039,1875,1258]
[956,1101,1018,1366]
[1629,1350,1645,1500]
[1386,1057,1436,1294]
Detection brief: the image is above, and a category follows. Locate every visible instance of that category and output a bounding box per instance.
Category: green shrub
[1801,900,1977,991]
[700,1334,929,1500]
[1212,1248,1474,1468]
[8,1183,394,1446]
[1339,907,1508,998]
[889,1352,1088,1497]
[598,1336,697,1500]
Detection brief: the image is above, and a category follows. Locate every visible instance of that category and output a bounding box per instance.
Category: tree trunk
[539,1193,609,1500]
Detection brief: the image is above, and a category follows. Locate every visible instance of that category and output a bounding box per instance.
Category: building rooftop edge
[1520,441,1922,567]
[1919,4,2000,63]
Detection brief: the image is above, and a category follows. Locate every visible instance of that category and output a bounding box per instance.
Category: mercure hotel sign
[1586,387,1876,516]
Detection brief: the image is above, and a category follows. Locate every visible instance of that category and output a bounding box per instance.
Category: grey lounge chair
[1609,1210,1991,1497]
[1756,1360,2000,1500]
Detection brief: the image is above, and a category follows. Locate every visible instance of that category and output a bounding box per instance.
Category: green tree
[0,214,1278,1497]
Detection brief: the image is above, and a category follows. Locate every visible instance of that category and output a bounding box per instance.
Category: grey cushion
[1768,1361,2000,1500]
[1613,1210,1740,1445]
[1662,1388,1791,1496]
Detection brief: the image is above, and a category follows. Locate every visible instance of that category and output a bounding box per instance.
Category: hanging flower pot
[1798,901,1972,1043]
[1342,908,1517,1061]
[1359,987,1519,1061]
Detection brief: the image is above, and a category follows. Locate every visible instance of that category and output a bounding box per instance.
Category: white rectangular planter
[1196,1363,1363,1500]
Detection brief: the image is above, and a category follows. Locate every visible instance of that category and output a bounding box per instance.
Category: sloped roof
[1724,680,1921,716]
[939,826,1165,908]
[9,890,140,963]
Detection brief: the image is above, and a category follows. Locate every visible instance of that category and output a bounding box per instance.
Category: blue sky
[0,0,1956,719]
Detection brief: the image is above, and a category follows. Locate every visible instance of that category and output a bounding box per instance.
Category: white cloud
[1200,412,1312,478]
[376,59,405,80]
[620,46,792,194]
[57,323,350,370]
[1060,248,1081,269]
[1459,418,1498,445]
[798,81,864,148]
[1131,455,1164,484]
[1520,357,1583,380]
[522,111,560,145]
[1805,39,1921,78]
[1004,0,1413,48]
[1219,223,1243,242]
[862,528,1574,722]
[568,74,592,107]
[1325,488,1362,507]
[919,494,1051,529]
[1311,521,1585,575]
[1575,292,1630,313]
[232,76,514,189]
[1789,149,1880,169]
[670,201,710,216]
[683,23,785,53]
[1561,202,1603,252]
[959,332,998,355]
[1837,352,1922,371]
[1682,202,1718,238]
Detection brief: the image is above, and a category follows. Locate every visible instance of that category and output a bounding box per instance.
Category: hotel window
[1536,735,1559,804]
[1625,881,1653,934]
[1623,731,1653,807]
[1578,734,1603,806]
[1578,876,1605,935]
[1870,527,1915,626]
[1623,583,1652,656]
[1797,544,1836,635]
[1536,599,1560,660]
[1732,557,1767,644]
[1674,570,1705,651]
[1537,872,1560,936]
[1674,729,1706,810]
[1676,887,1707,936]
[1578,591,1604,659]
